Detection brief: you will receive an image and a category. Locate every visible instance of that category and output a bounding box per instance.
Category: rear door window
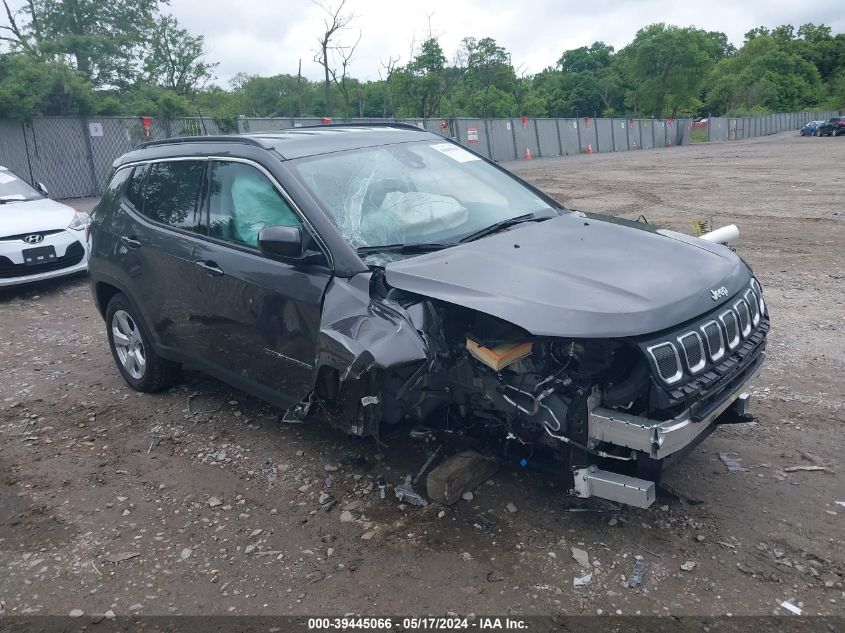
[208,160,302,248]
[124,165,148,211]
[140,160,206,233]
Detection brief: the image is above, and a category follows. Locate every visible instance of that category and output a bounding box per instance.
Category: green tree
[143,15,216,96]
[621,24,721,116]
[3,0,163,88]
[704,34,825,113]
[460,37,516,117]
[0,52,94,118]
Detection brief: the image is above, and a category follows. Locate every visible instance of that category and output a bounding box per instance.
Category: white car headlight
[67,211,90,231]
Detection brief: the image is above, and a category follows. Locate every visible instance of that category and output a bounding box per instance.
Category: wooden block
[426,450,498,505]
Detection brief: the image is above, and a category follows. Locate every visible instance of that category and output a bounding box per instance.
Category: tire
[814,129,820,137]
[105,293,180,392]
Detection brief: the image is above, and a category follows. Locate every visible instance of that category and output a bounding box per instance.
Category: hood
[0,198,77,237]
[384,212,751,338]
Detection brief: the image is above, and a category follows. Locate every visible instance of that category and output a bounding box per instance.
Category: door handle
[195,260,224,276]
[119,236,141,249]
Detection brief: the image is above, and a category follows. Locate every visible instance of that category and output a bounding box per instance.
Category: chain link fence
[0,110,837,200]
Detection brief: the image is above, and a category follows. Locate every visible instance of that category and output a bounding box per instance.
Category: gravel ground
[0,132,842,619]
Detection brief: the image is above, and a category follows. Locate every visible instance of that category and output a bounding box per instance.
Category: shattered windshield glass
[289,141,555,252]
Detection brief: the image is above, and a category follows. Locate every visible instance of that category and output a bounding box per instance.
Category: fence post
[638,119,643,148]
[483,119,494,161]
[78,117,100,196]
[609,118,615,151]
[533,119,542,158]
[625,118,630,149]
[510,118,518,161]
[593,118,599,152]
[651,118,656,148]
[20,121,35,185]
[554,118,563,156]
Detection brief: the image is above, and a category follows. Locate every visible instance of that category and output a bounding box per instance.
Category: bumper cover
[588,358,764,460]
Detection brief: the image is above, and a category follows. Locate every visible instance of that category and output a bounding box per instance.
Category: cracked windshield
[291,140,556,261]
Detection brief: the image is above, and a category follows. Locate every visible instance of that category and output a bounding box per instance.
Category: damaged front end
[304,265,769,509]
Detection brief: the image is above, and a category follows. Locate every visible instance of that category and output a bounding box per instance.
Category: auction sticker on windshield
[430,143,480,163]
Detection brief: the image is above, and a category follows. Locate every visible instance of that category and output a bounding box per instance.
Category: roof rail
[136,135,266,149]
[282,121,431,133]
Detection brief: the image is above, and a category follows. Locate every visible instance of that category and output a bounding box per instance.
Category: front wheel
[106,293,180,392]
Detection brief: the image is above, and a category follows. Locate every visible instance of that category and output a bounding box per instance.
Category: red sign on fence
[467,127,479,144]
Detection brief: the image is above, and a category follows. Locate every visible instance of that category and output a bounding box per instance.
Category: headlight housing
[67,211,90,231]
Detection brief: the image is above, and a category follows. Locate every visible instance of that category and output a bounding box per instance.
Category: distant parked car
[816,116,845,136]
[799,120,826,136]
[0,166,89,287]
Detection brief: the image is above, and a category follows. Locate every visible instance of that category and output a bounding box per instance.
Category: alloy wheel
[112,309,146,379]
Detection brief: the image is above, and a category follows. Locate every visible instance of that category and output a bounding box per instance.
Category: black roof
[134,124,440,160]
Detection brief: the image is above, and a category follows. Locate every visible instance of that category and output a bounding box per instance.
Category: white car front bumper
[0,228,89,288]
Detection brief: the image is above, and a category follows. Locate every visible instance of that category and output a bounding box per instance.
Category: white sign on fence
[88,122,104,137]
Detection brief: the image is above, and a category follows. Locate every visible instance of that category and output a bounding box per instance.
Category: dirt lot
[1,132,842,619]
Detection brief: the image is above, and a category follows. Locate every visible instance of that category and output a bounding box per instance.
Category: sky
[5,0,845,85]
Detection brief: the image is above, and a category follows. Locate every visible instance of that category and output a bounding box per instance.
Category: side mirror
[35,182,49,197]
[258,225,304,259]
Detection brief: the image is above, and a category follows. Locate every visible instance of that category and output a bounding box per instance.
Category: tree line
[1,0,842,124]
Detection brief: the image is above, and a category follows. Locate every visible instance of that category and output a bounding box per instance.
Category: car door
[109,159,208,354]
[188,158,332,406]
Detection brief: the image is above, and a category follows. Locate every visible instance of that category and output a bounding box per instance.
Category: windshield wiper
[458,212,541,243]
[356,242,456,256]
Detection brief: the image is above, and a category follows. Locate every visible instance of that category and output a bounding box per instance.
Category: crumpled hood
[0,198,77,236]
[384,212,751,338]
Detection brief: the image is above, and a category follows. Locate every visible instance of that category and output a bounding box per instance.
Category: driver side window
[208,161,302,248]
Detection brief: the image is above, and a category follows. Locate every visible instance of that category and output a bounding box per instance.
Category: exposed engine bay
[301,257,769,509]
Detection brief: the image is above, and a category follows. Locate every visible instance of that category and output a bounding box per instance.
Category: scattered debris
[426,450,497,505]
[627,561,646,588]
[783,465,833,474]
[306,570,324,583]
[716,540,737,549]
[186,392,225,417]
[395,476,428,507]
[68,609,84,618]
[638,544,663,558]
[462,491,474,502]
[719,452,748,472]
[207,496,223,508]
[474,514,495,534]
[836,501,845,508]
[361,531,376,541]
[780,601,802,615]
[340,511,354,523]
[413,446,441,484]
[506,502,517,513]
[486,571,504,583]
[461,552,473,561]
[680,561,697,571]
[573,573,592,587]
[562,496,620,512]
[571,546,590,568]
[105,551,141,563]
[180,548,193,560]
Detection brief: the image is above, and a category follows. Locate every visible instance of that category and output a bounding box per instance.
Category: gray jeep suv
[88,125,768,508]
